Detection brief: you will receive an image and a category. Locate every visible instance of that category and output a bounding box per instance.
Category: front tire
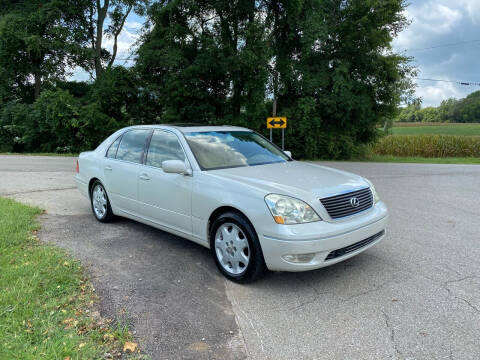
[210,212,266,283]
[90,181,114,223]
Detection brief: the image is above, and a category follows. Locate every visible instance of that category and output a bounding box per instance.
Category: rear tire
[90,181,114,223]
[210,212,266,283]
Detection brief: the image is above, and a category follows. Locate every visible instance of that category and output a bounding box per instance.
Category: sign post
[266,117,287,150]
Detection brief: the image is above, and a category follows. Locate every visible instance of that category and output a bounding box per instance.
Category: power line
[414,78,480,86]
[402,39,480,52]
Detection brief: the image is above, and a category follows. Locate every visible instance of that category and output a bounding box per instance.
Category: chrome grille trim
[320,187,373,219]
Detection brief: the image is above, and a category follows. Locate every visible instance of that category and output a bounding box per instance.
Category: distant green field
[363,155,480,165]
[390,123,480,136]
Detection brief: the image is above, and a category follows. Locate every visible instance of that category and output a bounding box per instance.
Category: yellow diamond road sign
[267,117,287,129]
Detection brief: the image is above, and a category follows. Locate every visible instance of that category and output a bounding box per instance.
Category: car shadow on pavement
[40,213,246,360]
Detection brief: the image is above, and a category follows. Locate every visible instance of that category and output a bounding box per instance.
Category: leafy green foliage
[137,0,413,159]
[25,90,82,152]
[137,0,270,126]
[0,0,414,159]
[0,102,29,152]
[0,0,90,101]
[396,91,480,123]
[0,68,142,153]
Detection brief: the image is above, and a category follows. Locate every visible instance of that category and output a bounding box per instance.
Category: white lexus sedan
[76,125,388,282]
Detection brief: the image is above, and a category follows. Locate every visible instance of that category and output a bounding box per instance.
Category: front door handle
[105,165,112,171]
[139,173,150,181]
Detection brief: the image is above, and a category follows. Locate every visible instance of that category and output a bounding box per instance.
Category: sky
[392,0,480,107]
[73,0,480,108]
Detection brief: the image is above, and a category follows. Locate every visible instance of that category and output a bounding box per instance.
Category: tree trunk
[34,71,42,99]
[94,0,109,78]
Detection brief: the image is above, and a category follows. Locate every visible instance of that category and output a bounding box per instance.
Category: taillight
[76,159,79,174]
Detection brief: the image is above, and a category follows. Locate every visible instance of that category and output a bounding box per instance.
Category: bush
[373,135,480,158]
[0,102,30,152]
[24,89,82,152]
[0,77,133,153]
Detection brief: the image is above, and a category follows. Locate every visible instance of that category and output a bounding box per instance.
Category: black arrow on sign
[269,118,285,126]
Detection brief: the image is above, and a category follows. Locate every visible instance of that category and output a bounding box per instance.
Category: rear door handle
[105,165,112,171]
[139,173,150,181]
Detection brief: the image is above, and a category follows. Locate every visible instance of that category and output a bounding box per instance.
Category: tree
[394,91,480,123]
[264,0,414,158]
[83,0,150,78]
[137,0,413,159]
[0,0,89,101]
[136,0,270,126]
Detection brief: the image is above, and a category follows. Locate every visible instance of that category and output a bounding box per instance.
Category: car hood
[208,161,369,199]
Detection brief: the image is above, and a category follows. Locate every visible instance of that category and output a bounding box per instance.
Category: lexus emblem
[350,197,360,207]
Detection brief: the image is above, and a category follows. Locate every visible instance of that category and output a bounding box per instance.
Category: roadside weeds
[0,197,147,359]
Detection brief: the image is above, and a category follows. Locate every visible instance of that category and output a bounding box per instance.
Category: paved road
[1,155,479,359]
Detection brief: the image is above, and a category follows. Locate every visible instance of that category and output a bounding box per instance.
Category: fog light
[282,253,316,263]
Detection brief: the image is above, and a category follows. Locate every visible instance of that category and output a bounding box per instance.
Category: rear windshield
[184,131,290,170]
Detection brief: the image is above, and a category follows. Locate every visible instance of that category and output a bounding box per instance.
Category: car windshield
[184,131,290,170]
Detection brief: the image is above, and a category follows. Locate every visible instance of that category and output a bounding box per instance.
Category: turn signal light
[273,215,285,224]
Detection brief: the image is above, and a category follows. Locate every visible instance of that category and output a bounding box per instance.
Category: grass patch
[0,152,78,157]
[361,154,480,164]
[390,123,480,136]
[0,197,138,359]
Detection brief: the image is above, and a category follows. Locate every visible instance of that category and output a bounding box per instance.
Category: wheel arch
[88,177,101,198]
[207,206,257,244]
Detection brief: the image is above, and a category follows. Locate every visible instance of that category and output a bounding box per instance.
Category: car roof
[127,124,252,133]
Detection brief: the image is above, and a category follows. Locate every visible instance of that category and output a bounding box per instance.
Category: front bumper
[258,202,388,271]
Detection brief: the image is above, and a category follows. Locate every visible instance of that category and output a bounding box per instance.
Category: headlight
[365,179,380,204]
[264,194,321,224]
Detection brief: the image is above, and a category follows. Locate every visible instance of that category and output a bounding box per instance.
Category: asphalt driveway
[1,155,479,359]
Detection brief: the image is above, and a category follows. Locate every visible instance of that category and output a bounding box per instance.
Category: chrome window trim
[142,128,193,174]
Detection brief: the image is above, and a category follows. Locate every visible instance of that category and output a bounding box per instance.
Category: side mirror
[284,150,292,158]
[162,160,191,175]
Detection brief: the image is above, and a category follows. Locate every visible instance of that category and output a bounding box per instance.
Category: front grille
[320,187,373,219]
[325,230,385,261]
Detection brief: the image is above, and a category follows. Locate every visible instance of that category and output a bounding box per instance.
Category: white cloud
[415,80,469,107]
[391,0,480,106]
[125,21,143,30]
[103,25,139,62]
[393,2,462,51]
[457,0,480,24]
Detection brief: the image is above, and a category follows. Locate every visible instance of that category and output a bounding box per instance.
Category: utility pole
[271,68,278,142]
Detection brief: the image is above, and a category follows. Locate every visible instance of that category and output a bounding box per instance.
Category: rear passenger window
[106,136,121,159]
[146,130,186,168]
[116,129,150,163]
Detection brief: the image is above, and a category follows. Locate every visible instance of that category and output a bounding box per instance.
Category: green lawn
[0,152,78,157]
[0,198,136,359]
[390,123,480,136]
[362,154,480,165]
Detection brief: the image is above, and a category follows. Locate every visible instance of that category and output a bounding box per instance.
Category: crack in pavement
[381,309,403,359]
[1,186,76,196]
[440,275,480,314]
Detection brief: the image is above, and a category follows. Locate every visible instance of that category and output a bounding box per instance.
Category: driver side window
[146,130,186,168]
